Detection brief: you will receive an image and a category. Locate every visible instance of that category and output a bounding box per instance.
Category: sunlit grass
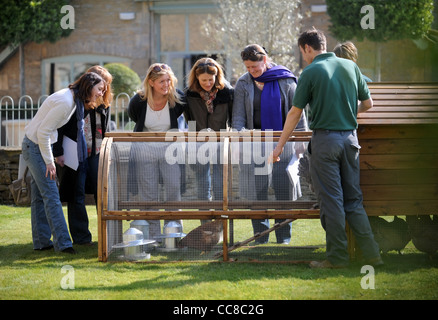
[1,205,437,300]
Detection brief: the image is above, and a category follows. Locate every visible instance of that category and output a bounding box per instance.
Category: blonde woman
[128,63,185,237]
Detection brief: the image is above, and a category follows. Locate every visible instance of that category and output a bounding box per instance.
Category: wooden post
[222,218,228,262]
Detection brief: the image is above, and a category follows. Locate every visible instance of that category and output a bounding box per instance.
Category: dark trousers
[67,154,99,244]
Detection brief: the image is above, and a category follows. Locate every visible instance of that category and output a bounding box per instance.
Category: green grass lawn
[1,205,437,300]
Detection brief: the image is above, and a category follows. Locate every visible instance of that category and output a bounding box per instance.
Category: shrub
[103,63,141,97]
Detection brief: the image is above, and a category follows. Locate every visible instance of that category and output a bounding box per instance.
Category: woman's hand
[55,155,65,167]
[46,163,57,180]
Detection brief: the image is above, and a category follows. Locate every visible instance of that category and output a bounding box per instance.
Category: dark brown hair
[187,58,225,92]
[69,72,104,102]
[240,44,269,62]
[298,29,327,51]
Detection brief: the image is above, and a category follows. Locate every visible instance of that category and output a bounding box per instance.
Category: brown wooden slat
[359,138,438,155]
[368,106,438,112]
[357,118,438,125]
[360,168,438,185]
[358,112,438,118]
[358,124,438,139]
[370,88,438,94]
[370,94,438,100]
[359,154,438,170]
[363,200,438,216]
[361,184,438,201]
[372,100,438,106]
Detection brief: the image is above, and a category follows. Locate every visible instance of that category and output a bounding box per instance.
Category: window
[41,55,129,95]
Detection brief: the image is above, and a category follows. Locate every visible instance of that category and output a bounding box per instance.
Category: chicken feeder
[130,220,150,240]
[155,221,186,252]
[112,227,156,260]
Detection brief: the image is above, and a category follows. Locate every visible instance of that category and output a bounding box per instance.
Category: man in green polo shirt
[272,29,383,268]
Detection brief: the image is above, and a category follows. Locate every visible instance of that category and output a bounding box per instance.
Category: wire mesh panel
[97,132,322,262]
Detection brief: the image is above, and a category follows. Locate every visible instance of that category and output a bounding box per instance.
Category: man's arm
[271,106,303,162]
[358,97,373,114]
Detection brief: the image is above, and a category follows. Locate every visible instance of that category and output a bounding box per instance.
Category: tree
[326,0,434,80]
[0,0,73,96]
[202,0,303,77]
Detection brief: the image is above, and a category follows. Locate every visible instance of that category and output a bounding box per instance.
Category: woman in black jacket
[127,63,185,238]
[53,65,113,245]
[184,58,233,202]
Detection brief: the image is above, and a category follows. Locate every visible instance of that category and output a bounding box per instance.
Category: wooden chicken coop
[97,82,438,262]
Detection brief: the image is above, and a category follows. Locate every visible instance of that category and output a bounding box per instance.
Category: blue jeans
[192,163,223,200]
[252,159,292,244]
[22,136,72,251]
[310,130,380,265]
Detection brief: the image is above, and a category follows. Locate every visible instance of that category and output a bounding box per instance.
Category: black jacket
[127,91,185,131]
[54,105,110,202]
[184,85,233,131]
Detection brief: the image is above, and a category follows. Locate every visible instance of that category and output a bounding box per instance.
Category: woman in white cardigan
[22,72,105,254]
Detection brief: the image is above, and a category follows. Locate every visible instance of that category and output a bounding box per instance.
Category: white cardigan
[25,88,76,165]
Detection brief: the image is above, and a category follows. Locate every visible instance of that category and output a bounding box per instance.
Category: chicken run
[97,83,438,263]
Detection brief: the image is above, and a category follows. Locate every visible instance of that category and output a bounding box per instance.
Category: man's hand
[269,145,283,164]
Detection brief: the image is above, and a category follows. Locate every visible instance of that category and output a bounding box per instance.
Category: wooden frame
[97,82,438,262]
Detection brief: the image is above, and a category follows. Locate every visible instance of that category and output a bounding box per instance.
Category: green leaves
[326,0,434,42]
[0,0,72,47]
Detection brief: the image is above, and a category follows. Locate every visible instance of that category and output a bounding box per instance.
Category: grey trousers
[310,130,380,265]
[135,142,181,238]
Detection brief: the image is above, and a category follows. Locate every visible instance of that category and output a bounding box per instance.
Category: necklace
[254,80,264,90]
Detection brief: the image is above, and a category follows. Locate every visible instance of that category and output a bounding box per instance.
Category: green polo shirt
[293,52,371,130]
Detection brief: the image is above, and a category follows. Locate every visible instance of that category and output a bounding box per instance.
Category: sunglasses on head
[152,64,169,72]
[241,49,267,61]
[197,62,215,68]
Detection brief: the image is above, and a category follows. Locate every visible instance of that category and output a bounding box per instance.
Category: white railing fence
[0,93,135,147]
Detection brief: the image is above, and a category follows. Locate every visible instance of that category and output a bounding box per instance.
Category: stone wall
[0,147,22,205]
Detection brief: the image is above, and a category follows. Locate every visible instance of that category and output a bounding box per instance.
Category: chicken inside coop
[178,219,223,254]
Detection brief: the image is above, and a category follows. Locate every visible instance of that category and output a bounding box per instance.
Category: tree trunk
[19,43,25,97]
[375,43,382,82]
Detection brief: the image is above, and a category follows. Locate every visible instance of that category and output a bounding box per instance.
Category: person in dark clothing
[53,66,113,245]
[184,57,233,202]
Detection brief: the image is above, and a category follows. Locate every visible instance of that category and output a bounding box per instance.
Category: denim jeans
[22,136,72,251]
[192,163,223,201]
[252,158,292,244]
[310,130,380,265]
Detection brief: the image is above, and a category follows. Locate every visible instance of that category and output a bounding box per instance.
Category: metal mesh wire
[101,138,323,262]
[101,138,437,262]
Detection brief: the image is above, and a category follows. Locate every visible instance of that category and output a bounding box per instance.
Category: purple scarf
[253,65,297,131]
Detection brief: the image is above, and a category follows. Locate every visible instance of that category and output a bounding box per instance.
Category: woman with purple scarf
[232,44,308,244]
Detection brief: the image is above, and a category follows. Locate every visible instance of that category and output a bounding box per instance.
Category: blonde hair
[86,65,113,108]
[138,63,182,108]
[333,41,358,63]
[187,57,225,93]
